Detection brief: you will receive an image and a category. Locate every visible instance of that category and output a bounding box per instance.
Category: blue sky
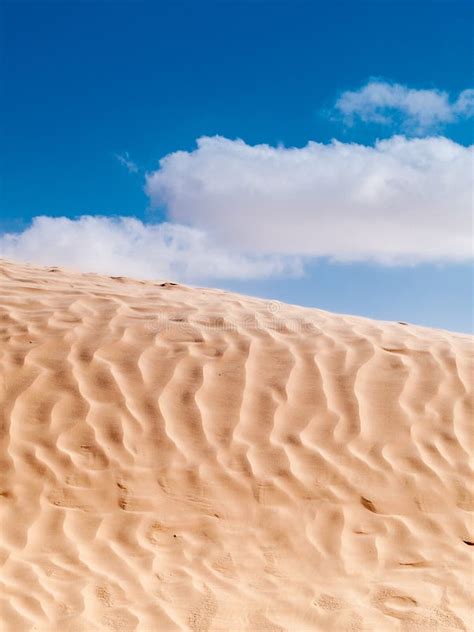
[0,0,472,332]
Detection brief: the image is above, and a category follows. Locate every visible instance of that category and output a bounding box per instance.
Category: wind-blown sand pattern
[0,259,472,631]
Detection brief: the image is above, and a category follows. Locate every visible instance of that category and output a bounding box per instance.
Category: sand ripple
[0,260,472,631]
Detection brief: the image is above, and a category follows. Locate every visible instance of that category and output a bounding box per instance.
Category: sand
[0,258,472,631]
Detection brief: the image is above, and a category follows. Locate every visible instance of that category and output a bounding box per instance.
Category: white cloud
[0,215,301,282]
[3,131,471,283]
[335,81,474,132]
[116,152,139,173]
[454,89,474,117]
[146,135,473,264]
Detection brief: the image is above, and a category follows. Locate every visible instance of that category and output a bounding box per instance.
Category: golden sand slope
[0,259,472,632]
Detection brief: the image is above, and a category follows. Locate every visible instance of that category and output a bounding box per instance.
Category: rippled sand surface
[0,259,472,631]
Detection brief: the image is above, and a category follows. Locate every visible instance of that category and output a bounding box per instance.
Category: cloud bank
[0,215,301,282]
[146,135,473,265]
[335,81,474,132]
[2,129,472,282]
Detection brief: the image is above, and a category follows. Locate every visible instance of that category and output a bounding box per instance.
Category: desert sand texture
[0,259,472,631]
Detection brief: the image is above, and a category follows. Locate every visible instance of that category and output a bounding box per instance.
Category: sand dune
[0,259,472,631]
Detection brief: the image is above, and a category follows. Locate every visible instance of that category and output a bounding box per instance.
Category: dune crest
[0,259,472,631]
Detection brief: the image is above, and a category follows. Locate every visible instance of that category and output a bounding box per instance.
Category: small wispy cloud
[335,80,474,133]
[116,151,139,173]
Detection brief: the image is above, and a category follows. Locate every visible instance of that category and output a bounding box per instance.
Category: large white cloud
[146,135,473,264]
[335,81,474,132]
[2,133,472,282]
[0,215,301,281]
